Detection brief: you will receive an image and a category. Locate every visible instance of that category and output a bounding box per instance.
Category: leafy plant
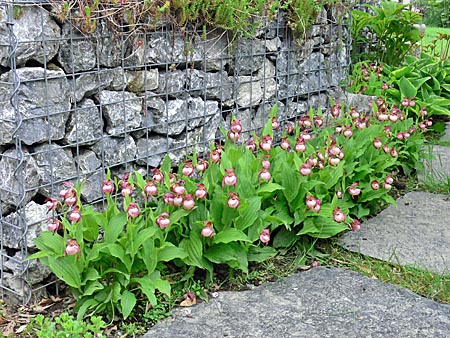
[28,97,432,320]
[25,312,106,338]
[352,1,423,66]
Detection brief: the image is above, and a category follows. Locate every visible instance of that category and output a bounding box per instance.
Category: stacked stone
[0,5,349,301]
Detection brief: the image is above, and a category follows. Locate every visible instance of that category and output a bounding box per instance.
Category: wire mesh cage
[0,0,351,304]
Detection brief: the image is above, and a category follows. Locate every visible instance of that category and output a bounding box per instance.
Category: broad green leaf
[105,213,127,243]
[158,243,188,262]
[48,255,81,289]
[82,268,100,284]
[33,232,65,255]
[204,242,248,272]
[297,217,348,238]
[82,280,104,296]
[213,228,251,244]
[75,298,99,321]
[399,76,417,98]
[257,183,285,195]
[235,196,261,231]
[180,232,213,272]
[141,238,157,274]
[273,227,297,248]
[248,245,277,262]
[81,213,100,242]
[131,227,158,257]
[151,278,171,296]
[121,291,136,319]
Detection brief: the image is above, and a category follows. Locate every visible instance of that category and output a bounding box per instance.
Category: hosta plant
[29,100,431,320]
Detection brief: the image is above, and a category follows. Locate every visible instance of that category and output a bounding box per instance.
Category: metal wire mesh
[0,1,351,304]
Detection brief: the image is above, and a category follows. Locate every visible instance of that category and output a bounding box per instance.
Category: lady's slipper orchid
[201,222,214,238]
[371,180,380,190]
[280,137,290,150]
[45,197,60,211]
[295,138,306,153]
[271,117,279,130]
[258,168,271,182]
[227,192,240,209]
[336,190,343,199]
[230,119,242,134]
[182,194,195,210]
[173,194,183,207]
[259,229,270,245]
[210,149,221,163]
[127,202,141,218]
[330,103,341,118]
[312,199,322,213]
[286,121,295,135]
[196,159,208,173]
[262,156,271,169]
[328,157,340,166]
[163,193,175,205]
[121,182,133,197]
[385,174,394,185]
[373,137,383,149]
[350,219,361,231]
[390,148,398,158]
[48,219,62,233]
[68,206,82,223]
[228,130,240,142]
[171,182,186,196]
[333,208,346,223]
[343,126,353,138]
[143,180,158,197]
[314,115,323,127]
[65,238,81,258]
[246,138,257,152]
[306,195,317,209]
[300,163,312,176]
[195,184,207,199]
[182,161,194,177]
[156,212,171,229]
[259,135,273,152]
[152,169,164,183]
[222,169,238,188]
[102,180,114,195]
[348,183,361,198]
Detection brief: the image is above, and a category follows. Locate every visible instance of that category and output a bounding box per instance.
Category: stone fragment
[64,99,103,146]
[91,135,136,167]
[143,267,450,338]
[143,33,187,64]
[75,149,101,174]
[135,135,175,167]
[32,143,77,197]
[187,70,232,101]
[344,93,377,115]
[0,149,40,215]
[264,37,282,52]
[186,97,219,130]
[257,59,277,101]
[234,39,266,75]
[236,76,263,107]
[151,98,188,136]
[99,90,143,136]
[0,201,48,249]
[0,68,71,146]
[0,6,60,67]
[79,171,104,203]
[5,251,52,285]
[192,30,231,71]
[127,69,159,92]
[157,70,186,97]
[75,70,115,102]
[339,192,450,274]
[58,23,97,73]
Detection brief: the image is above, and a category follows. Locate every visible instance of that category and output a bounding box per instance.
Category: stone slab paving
[143,267,450,338]
[338,191,450,274]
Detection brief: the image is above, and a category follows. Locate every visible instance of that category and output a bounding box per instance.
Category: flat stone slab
[339,192,450,274]
[143,267,450,338]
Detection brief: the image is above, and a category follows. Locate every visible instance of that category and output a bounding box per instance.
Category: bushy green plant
[28,99,431,320]
[349,56,450,119]
[25,312,106,338]
[413,0,450,27]
[352,1,423,66]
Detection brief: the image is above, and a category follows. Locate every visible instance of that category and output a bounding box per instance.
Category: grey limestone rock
[0,68,71,146]
[151,98,188,136]
[99,90,143,136]
[339,192,450,274]
[186,97,219,130]
[234,39,266,75]
[79,171,104,203]
[344,93,377,115]
[65,99,103,145]
[192,30,231,71]
[91,134,136,167]
[58,23,97,73]
[187,69,232,101]
[0,201,48,249]
[75,149,101,174]
[74,70,115,102]
[157,70,186,97]
[126,69,159,93]
[32,143,77,197]
[143,267,450,338]
[236,76,263,107]
[4,251,52,285]
[257,59,277,101]
[0,6,60,67]
[0,149,40,215]
[135,135,175,167]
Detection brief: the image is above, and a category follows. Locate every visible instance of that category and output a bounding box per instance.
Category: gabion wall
[0,1,350,303]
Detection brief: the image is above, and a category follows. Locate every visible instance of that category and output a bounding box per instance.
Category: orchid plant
[29,100,430,320]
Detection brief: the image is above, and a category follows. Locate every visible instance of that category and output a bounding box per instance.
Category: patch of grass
[419,173,450,194]
[317,242,450,304]
[421,26,450,57]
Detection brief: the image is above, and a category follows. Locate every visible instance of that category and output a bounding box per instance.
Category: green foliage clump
[29,97,432,320]
[412,0,450,28]
[352,1,423,66]
[25,312,106,338]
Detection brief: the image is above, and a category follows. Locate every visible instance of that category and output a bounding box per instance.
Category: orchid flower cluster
[30,98,429,320]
